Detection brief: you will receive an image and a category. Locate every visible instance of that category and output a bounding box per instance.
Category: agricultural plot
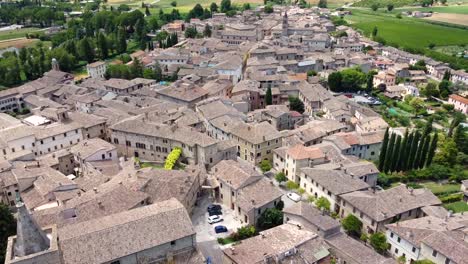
[0,27,42,41]
[424,13,468,26]
[345,10,468,49]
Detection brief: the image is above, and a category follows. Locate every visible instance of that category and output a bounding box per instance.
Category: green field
[394,5,468,14]
[0,27,42,41]
[345,10,468,48]
[420,182,461,195]
[444,201,468,213]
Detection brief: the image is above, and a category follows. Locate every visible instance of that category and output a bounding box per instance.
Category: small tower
[282,11,288,37]
[51,58,60,71]
[13,195,50,257]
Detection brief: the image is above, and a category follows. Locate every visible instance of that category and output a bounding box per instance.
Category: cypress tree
[414,136,425,169]
[117,26,127,54]
[383,133,396,173]
[390,135,401,172]
[378,128,389,171]
[422,117,433,138]
[396,129,408,172]
[453,125,467,154]
[408,131,420,170]
[426,133,438,167]
[403,132,414,171]
[419,135,431,169]
[265,87,272,105]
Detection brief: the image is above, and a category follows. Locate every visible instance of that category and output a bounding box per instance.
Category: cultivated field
[395,5,468,14]
[0,27,42,41]
[345,10,468,48]
[0,38,38,49]
[424,12,468,26]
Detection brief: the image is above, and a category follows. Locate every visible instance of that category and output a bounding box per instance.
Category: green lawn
[395,5,468,14]
[420,182,461,195]
[444,201,468,213]
[0,27,42,41]
[345,10,468,48]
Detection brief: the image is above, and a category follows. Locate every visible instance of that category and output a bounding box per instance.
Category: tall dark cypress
[414,136,425,170]
[383,133,396,173]
[426,133,438,167]
[397,130,408,172]
[419,135,431,169]
[391,135,401,172]
[378,128,389,171]
[402,132,414,171]
[422,117,433,138]
[408,131,420,170]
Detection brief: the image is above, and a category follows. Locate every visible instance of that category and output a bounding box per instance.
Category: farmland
[424,13,468,26]
[0,27,42,41]
[395,5,468,14]
[345,10,468,47]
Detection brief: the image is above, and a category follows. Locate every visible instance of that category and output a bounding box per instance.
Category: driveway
[192,194,243,263]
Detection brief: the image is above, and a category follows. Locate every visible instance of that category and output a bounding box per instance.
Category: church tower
[13,196,50,257]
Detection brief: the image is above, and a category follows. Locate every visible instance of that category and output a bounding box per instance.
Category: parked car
[214,225,228,233]
[287,192,301,202]
[208,209,222,216]
[207,204,222,212]
[208,215,223,224]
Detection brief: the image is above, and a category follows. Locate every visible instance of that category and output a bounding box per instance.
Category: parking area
[191,193,243,263]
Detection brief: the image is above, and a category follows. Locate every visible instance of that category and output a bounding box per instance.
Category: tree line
[378,118,438,174]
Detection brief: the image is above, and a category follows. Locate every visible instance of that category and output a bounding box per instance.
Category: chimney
[230,248,236,255]
[93,187,98,194]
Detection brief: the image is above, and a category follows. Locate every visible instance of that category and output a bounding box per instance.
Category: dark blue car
[214,225,228,233]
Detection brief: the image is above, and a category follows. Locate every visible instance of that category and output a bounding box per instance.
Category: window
[52,136,55,141]
[390,232,394,238]
[412,247,416,253]
[170,240,176,246]
[397,237,401,243]
[113,138,119,144]
[432,250,437,257]
[394,248,399,254]
[445,258,450,264]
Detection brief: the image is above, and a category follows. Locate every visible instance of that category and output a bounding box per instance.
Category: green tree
[97,32,109,59]
[203,24,212,37]
[402,132,414,171]
[143,68,156,79]
[0,203,16,264]
[424,82,439,98]
[275,172,287,183]
[220,0,231,12]
[370,232,389,254]
[117,26,127,54]
[328,72,342,92]
[408,131,421,170]
[418,135,431,169]
[242,3,251,10]
[275,200,284,211]
[265,87,273,105]
[387,4,394,11]
[130,58,144,78]
[396,129,408,172]
[185,27,198,38]
[410,97,425,115]
[366,70,377,91]
[78,37,95,63]
[210,2,218,13]
[434,138,458,166]
[341,68,366,91]
[264,4,274,13]
[438,80,451,99]
[145,6,151,16]
[171,1,177,6]
[371,3,379,11]
[288,96,305,113]
[372,26,378,38]
[383,133,396,173]
[342,214,362,237]
[318,0,327,8]
[413,260,435,264]
[453,125,467,154]
[257,208,283,229]
[390,135,401,172]
[426,133,438,167]
[443,70,451,81]
[260,159,272,172]
[378,128,389,171]
[315,197,331,212]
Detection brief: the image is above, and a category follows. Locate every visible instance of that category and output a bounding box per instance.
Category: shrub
[342,214,362,237]
[315,196,331,211]
[440,193,463,203]
[307,195,315,203]
[297,188,305,195]
[370,232,389,254]
[259,160,272,172]
[286,181,299,190]
[275,200,284,211]
[275,172,287,183]
[164,147,182,170]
